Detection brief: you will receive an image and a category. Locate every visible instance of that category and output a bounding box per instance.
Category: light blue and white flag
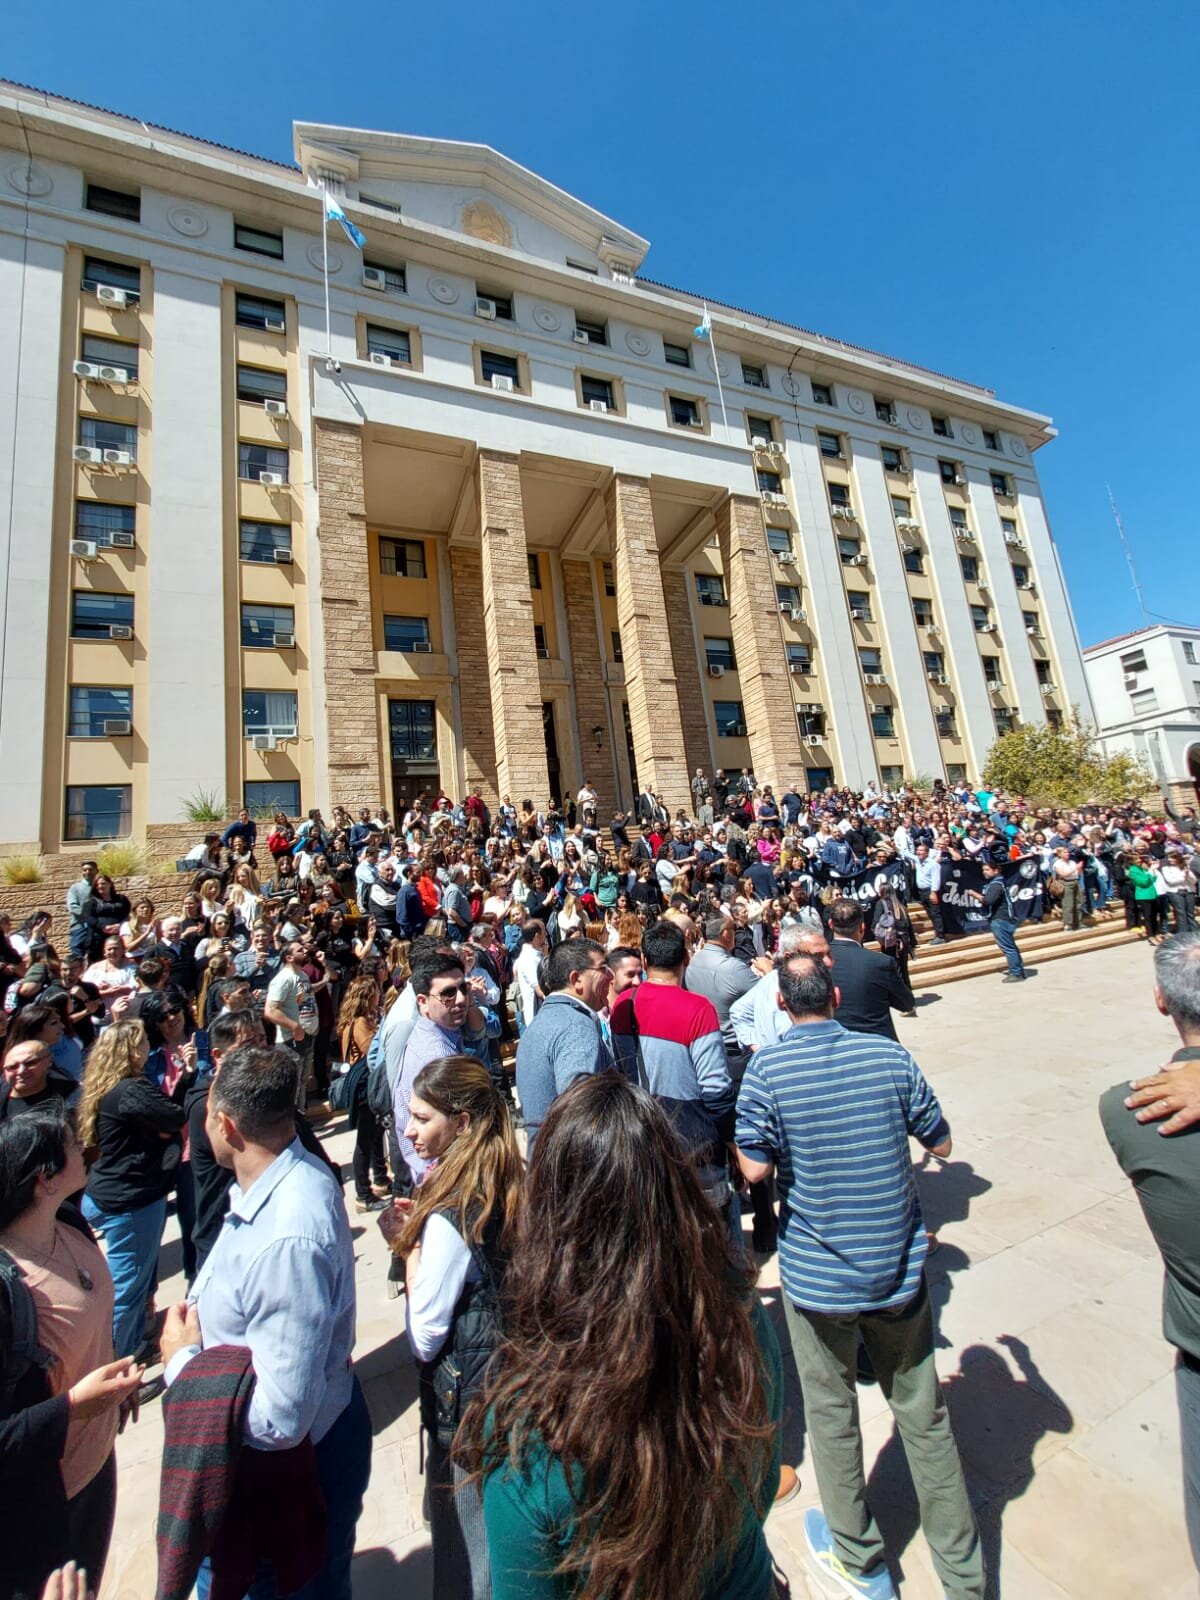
[694,304,712,340]
[325,191,366,250]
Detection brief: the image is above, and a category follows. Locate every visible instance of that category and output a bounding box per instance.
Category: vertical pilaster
[448,545,498,805]
[606,475,691,814]
[476,451,550,803]
[561,558,616,813]
[661,568,715,785]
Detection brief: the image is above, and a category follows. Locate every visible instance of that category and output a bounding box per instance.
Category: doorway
[542,701,562,807]
[389,698,441,816]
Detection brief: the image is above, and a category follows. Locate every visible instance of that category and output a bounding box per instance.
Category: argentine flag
[694,304,712,340]
[325,191,366,250]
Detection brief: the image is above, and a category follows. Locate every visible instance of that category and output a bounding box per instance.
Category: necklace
[1,1223,95,1292]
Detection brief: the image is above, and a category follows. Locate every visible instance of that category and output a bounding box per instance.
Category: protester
[981,860,1028,983]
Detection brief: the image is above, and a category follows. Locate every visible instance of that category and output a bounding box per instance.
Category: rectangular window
[983,429,1000,451]
[664,341,691,367]
[533,624,550,659]
[242,690,299,739]
[82,256,141,300]
[574,316,608,346]
[931,415,952,438]
[766,527,793,555]
[1035,659,1053,686]
[238,442,288,483]
[881,448,905,476]
[481,349,520,388]
[581,375,615,410]
[245,780,300,815]
[1023,611,1039,631]
[669,395,701,428]
[811,381,834,406]
[741,362,767,388]
[936,709,957,738]
[912,597,934,626]
[71,591,133,639]
[65,784,131,841]
[69,686,132,737]
[1120,649,1148,673]
[848,590,872,621]
[990,471,1010,495]
[960,554,979,582]
[798,707,826,738]
[81,335,139,379]
[236,365,287,403]
[366,324,412,363]
[383,615,432,653]
[1129,687,1159,715]
[610,630,623,664]
[875,398,896,423]
[85,183,140,222]
[994,709,1015,735]
[713,700,746,738]
[695,573,727,607]
[924,651,945,674]
[379,537,427,578]
[837,535,861,563]
[981,654,1001,686]
[859,647,883,673]
[566,257,598,274]
[602,561,615,596]
[818,431,843,458]
[234,221,284,259]
[971,605,991,631]
[786,644,812,672]
[389,698,437,762]
[235,293,286,332]
[939,459,960,484]
[1001,517,1019,539]
[890,494,912,517]
[903,548,925,574]
[527,552,542,589]
[757,469,783,494]
[78,418,137,459]
[748,415,775,444]
[241,603,295,648]
[1185,641,1198,664]
[949,507,969,530]
[881,765,905,788]
[363,260,406,292]
[1012,563,1029,587]
[1046,709,1063,729]
[239,521,292,564]
[828,482,851,509]
[776,584,802,609]
[76,503,135,548]
[871,706,896,738]
[477,290,513,320]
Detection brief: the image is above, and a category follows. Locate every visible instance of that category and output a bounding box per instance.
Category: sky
[8,0,1199,648]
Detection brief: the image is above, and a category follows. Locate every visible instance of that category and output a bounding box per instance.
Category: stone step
[911,924,1144,987]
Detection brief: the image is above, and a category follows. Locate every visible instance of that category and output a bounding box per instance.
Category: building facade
[0,83,1095,850]
[1084,625,1200,809]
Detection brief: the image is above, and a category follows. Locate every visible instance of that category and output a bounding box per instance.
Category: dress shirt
[730,969,788,1053]
[913,857,942,893]
[394,1016,462,1183]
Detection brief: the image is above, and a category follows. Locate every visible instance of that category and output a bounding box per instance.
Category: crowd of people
[0,769,1197,1600]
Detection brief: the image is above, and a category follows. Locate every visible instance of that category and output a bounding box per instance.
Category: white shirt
[730,969,788,1052]
[515,943,543,1025]
[405,1211,480,1363]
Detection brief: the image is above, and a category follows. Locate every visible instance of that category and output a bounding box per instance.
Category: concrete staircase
[903,902,1144,988]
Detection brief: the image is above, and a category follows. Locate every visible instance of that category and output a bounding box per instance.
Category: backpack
[875,905,900,951]
[365,1020,395,1120]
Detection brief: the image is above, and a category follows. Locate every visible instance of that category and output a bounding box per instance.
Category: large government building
[0,81,1095,849]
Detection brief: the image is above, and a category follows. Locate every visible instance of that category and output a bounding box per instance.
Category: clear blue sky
[10,0,1198,647]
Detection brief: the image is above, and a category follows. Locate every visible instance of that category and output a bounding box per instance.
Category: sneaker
[929,937,947,946]
[1001,974,1025,984]
[803,1509,896,1599]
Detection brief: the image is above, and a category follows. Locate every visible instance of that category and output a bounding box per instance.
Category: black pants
[918,890,944,937]
[67,1450,116,1594]
[1137,898,1164,938]
[352,1104,389,1200]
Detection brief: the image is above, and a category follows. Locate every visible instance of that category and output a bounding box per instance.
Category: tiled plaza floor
[99,941,1196,1598]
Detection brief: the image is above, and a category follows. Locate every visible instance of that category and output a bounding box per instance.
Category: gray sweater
[515,992,613,1149]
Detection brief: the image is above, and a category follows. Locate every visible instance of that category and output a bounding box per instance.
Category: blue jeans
[1178,1356,1200,1571]
[990,919,1025,978]
[82,1194,167,1358]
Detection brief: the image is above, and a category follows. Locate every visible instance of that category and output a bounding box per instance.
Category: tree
[982,715,1153,807]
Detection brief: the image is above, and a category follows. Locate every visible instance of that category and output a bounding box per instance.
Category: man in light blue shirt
[731,923,831,1053]
[161,1043,370,1600]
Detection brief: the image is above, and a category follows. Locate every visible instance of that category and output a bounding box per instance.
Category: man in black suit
[827,899,914,1042]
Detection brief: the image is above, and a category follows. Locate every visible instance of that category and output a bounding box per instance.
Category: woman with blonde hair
[197,877,224,923]
[337,975,389,1212]
[118,897,158,960]
[79,1021,184,1358]
[386,1055,522,1600]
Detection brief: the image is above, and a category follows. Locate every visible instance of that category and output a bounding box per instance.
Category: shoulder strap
[0,1248,52,1418]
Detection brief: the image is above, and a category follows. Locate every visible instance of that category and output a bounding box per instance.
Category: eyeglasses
[4,1051,50,1070]
[163,1008,183,1019]
[431,984,469,1000]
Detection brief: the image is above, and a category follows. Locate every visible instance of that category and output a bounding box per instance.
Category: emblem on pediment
[459,200,513,249]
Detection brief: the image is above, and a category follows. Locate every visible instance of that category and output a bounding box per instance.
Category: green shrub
[0,854,44,885]
[96,841,151,878]
[181,788,229,824]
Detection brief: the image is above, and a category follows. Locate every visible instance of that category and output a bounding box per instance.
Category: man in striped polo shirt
[736,954,983,1600]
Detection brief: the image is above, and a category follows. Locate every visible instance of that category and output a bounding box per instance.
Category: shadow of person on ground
[865,1334,1072,1599]
[923,1240,971,1350]
[358,1331,421,1435]
[352,1544,422,1600]
[915,1153,992,1234]
[756,1284,808,1473]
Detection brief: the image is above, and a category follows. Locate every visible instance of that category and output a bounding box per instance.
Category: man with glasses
[0,1040,79,1122]
[393,954,473,1186]
[515,939,613,1150]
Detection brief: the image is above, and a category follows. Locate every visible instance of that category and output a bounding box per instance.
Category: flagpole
[703,302,731,439]
[320,180,332,361]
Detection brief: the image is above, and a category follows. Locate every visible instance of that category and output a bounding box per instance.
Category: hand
[292,1025,305,1043]
[160,1299,202,1367]
[67,1356,143,1419]
[1126,1060,1200,1136]
[751,955,774,977]
[39,1563,94,1600]
[179,1041,198,1075]
[377,1195,411,1245]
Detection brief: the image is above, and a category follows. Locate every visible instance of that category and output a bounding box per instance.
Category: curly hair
[77,1020,147,1148]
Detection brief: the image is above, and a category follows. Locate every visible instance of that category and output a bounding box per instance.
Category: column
[606,476,691,815]
[716,495,808,790]
[967,465,1045,724]
[661,568,715,786]
[1016,482,1096,721]
[476,451,550,802]
[313,420,384,803]
[561,557,617,812]
[449,544,498,803]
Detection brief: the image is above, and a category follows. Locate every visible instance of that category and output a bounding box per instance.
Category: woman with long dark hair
[462,1072,784,1600]
[336,976,389,1213]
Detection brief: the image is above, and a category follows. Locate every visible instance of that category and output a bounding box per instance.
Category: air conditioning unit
[978,582,990,594]
[1123,674,1138,688]
[804,733,824,747]
[362,267,387,290]
[1026,626,1040,637]
[864,672,887,685]
[953,474,967,487]
[789,606,805,621]
[850,609,870,622]
[789,663,806,675]
[252,734,278,752]
[475,297,498,319]
[102,449,133,467]
[707,663,726,678]
[926,624,941,636]
[73,361,100,380]
[97,366,131,384]
[761,491,788,506]
[96,285,128,308]
[103,718,131,736]
[408,640,433,653]
[109,531,135,548]
[1003,531,1024,548]
[777,601,792,614]
[274,630,295,648]
[900,542,918,556]
[979,621,997,633]
[70,539,98,560]
[588,399,609,413]
[73,446,103,464]
[491,374,515,393]
[849,554,868,567]
[263,399,287,417]
[573,329,590,344]
[932,672,949,685]
[109,624,133,640]
[988,681,1005,695]
[831,504,856,519]
[763,441,785,458]
[775,552,796,566]
[369,352,393,366]
[954,527,974,541]
[1041,682,1055,696]
[272,547,293,564]
[258,470,285,486]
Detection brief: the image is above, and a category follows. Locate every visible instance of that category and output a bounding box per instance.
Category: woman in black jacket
[82,876,131,963]
[0,1108,142,1600]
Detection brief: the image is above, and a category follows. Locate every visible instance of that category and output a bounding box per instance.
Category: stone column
[606,475,691,815]
[717,494,807,790]
[561,558,616,813]
[448,545,498,805]
[314,420,384,804]
[476,451,551,803]
[661,568,714,786]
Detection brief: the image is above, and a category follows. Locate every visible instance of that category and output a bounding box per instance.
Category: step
[911,926,1143,987]
[908,912,1126,968]
[910,923,1128,979]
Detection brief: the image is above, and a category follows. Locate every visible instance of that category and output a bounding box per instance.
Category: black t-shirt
[85,1077,185,1213]
[0,1083,66,1120]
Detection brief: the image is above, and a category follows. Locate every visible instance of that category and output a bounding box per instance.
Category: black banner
[939,856,1044,939]
[814,858,910,906]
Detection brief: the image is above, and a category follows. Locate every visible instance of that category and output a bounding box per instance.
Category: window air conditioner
[804,734,824,747]
[896,517,920,531]
[1123,673,1138,688]
[258,470,285,486]
[789,606,805,622]
[761,491,787,507]
[775,551,796,565]
[979,621,996,633]
[491,374,515,392]
[253,734,278,752]
[933,673,949,685]
[368,351,394,367]
[73,361,101,380]
[97,366,130,384]
[849,554,868,567]
[778,601,792,614]
[687,416,704,428]
[789,663,805,675]
[408,640,433,653]
[707,663,726,678]
[103,718,131,736]
[926,624,941,636]
[74,446,103,464]
[264,317,285,332]
[362,267,387,290]
[954,527,973,541]
[588,399,609,412]
[864,673,886,685]
[272,547,293,564]
[953,474,967,486]
[274,631,295,648]
[109,624,133,640]
[109,531,135,548]
[1041,682,1055,696]
[102,449,133,467]
[263,399,287,416]
[70,539,98,560]
[831,504,855,519]
[851,609,869,622]
[96,285,128,308]
[573,329,590,344]
[1026,626,1040,637]
[765,441,785,458]
[900,542,918,555]
[475,297,498,319]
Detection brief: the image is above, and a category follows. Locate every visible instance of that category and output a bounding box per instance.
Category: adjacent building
[0,81,1095,851]
[1084,625,1200,810]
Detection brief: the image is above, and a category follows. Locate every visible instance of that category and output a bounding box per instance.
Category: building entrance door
[389,698,440,815]
[542,701,562,807]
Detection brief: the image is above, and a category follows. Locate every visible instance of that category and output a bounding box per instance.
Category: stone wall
[560,558,614,813]
[661,567,713,787]
[449,546,499,806]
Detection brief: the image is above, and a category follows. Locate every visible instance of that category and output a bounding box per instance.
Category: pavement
[98,941,1197,1599]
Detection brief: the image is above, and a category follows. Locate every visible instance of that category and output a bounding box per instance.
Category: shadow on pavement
[915,1154,993,1234]
[353,1544,424,1599]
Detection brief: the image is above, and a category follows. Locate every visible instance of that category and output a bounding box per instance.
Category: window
[776,584,802,609]
[960,554,979,582]
[383,615,432,653]
[1001,517,1019,540]
[527,552,542,590]
[531,624,550,659]
[818,431,843,458]
[366,324,412,364]
[79,418,137,459]
[360,195,402,216]
[837,536,861,564]
[798,707,826,738]
[72,591,133,639]
[891,494,912,517]
[871,706,896,738]
[1120,649,1148,673]
[235,293,286,332]
[1035,659,1053,686]
[1185,641,1198,665]
[69,686,132,737]
[741,361,767,388]
[1130,687,1159,715]
[245,780,300,815]
[236,365,287,403]
[880,764,905,789]
[379,537,426,578]
[713,700,746,738]
[82,256,141,300]
[983,429,1000,451]
[971,605,991,632]
[757,469,782,494]
[949,507,969,530]
[1012,563,1029,587]
[811,381,834,406]
[241,604,295,648]
[242,690,298,739]
[990,471,1010,495]
[848,590,872,621]
[748,415,775,444]
[786,643,812,673]
[85,183,140,222]
[669,395,701,428]
[912,597,934,626]
[859,647,883,673]
[240,521,292,563]
[481,349,520,389]
[76,503,135,549]
[238,442,288,483]
[766,527,793,556]
[994,709,1015,735]
[81,335,138,379]
[924,651,945,674]
[1046,709,1063,729]
[903,548,925,575]
[581,375,615,410]
[881,448,905,476]
[939,459,960,485]
[363,260,406,292]
[664,341,691,367]
[1023,611,1040,631]
[875,397,896,424]
[609,630,623,664]
[695,574,727,607]
[981,654,1002,687]
[932,415,952,439]
[389,699,437,761]
[65,785,130,841]
[477,290,513,320]
[828,482,851,509]
[234,221,284,259]
[936,710,957,738]
[575,316,607,346]
[602,561,615,597]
